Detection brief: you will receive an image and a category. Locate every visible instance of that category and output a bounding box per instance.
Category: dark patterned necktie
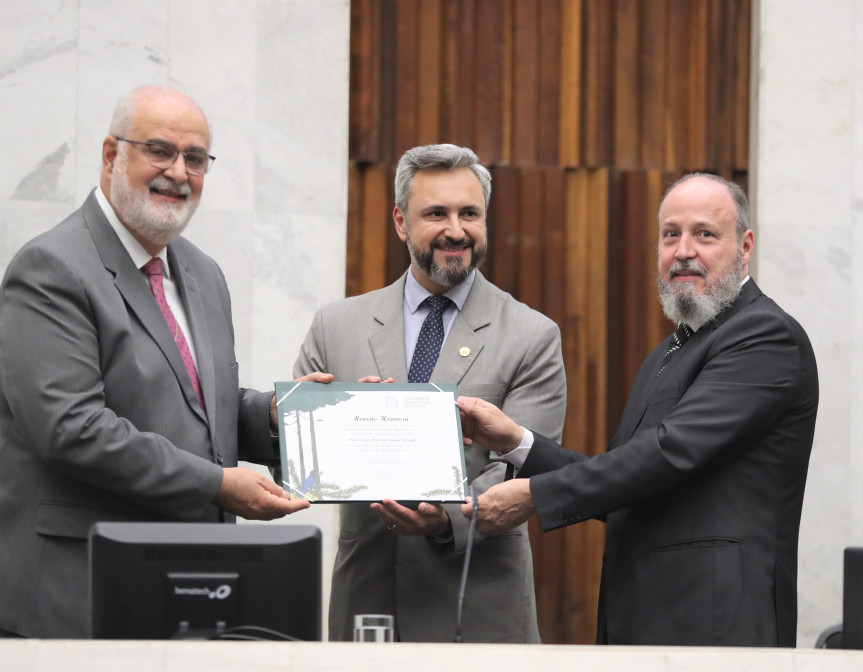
[656,323,692,376]
[142,257,206,412]
[408,294,452,383]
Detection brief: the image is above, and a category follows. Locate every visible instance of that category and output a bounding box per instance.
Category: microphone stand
[454,484,479,643]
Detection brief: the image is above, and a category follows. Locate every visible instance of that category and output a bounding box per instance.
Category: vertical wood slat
[518,169,544,303]
[640,0,667,168]
[345,162,365,298]
[537,0,562,165]
[687,0,709,169]
[542,168,567,328]
[511,0,539,166]
[359,164,390,295]
[393,0,420,157]
[349,0,381,162]
[559,0,582,167]
[582,0,615,167]
[378,0,398,162]
[501,0,515,163]
[733,0,751,171]
[614,0,640,169]
[440,0,476,146]
[474,0,507,162]
[417,0,443,145]
[706,0,730,173]
[488,167,520,298]
[665,0,690,170]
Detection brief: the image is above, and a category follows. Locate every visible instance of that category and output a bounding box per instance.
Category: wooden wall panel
[346,0,751,644]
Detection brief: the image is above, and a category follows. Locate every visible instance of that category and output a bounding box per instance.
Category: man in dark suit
[0,86,321,638]
[457,173,819,647]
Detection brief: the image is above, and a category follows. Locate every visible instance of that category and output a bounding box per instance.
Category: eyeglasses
[114,137,216,176]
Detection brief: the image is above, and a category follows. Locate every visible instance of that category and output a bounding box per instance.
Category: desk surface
[2,641,863,672]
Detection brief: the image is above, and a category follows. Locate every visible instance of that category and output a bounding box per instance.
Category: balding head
[100,86,212,255]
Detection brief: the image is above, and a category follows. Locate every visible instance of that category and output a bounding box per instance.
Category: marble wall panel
[753,0,863,646]
[0,0,348,638]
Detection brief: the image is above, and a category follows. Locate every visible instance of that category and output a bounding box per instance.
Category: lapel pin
[459,347,471,357]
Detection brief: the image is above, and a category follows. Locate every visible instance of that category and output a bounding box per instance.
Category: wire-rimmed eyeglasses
[114,137,216,176]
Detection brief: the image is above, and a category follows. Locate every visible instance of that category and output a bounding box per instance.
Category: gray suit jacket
[294,271,566,642]
[0,191,276,638]
[520,280,818,646]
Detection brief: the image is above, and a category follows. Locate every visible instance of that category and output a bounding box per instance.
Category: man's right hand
[456,396,525,455]
[213,467,310,520]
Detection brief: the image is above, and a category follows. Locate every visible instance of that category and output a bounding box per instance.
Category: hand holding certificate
[275,382,467,502]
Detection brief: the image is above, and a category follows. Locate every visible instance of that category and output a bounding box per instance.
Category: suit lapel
[430,273,490,384]
[368,275,411,382]
[367,271,491,385]
[81,192,207,424]
[620,279,764,441]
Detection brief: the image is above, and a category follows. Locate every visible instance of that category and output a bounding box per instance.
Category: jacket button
[216,453,224,465]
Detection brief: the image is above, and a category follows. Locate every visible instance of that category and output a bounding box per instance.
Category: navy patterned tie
[408,295,452,383]
[657,323,692,376]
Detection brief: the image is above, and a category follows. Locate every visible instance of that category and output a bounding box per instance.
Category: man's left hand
[460,479,535,534]
[371,499,451,536]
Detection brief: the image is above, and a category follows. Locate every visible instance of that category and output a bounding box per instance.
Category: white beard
[110,157,198,248]
[656,250,743,329]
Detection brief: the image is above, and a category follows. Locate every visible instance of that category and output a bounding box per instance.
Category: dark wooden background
[346,0,751,643]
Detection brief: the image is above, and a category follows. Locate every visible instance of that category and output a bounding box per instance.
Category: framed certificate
[275,382,467,502]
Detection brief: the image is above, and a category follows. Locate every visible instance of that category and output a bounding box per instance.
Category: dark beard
[408,236,488,288]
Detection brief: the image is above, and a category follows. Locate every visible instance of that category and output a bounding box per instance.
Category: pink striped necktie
[141,257,206,413]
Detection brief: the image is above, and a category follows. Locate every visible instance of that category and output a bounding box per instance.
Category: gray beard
[110,159,197,248]
[656,250,743,329]
[405,226,487,289]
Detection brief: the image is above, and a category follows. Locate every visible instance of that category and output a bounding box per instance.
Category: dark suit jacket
[519,280,818,646]
[0,191,276,638]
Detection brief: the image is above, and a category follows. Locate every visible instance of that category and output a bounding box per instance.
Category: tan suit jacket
[294,271,566,642]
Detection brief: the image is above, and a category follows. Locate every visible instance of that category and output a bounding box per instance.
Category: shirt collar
[404,268,475,315]
[95,187,171,278]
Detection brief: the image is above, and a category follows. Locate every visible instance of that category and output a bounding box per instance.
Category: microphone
[454,484,479,643]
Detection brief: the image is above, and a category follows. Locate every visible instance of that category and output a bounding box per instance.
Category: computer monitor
[89,522,321,640]
[845,547,863,649]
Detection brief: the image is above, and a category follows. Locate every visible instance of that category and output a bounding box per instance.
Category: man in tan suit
[294,144,566,642]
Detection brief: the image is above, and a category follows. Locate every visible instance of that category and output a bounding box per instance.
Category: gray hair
[394,144,491,212]
[108,86,213,148]
[659,173,750,238]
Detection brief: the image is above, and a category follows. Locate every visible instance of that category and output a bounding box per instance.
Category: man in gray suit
[0,86,321,638]
[458,174,818,646]
[294,144,567,642]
